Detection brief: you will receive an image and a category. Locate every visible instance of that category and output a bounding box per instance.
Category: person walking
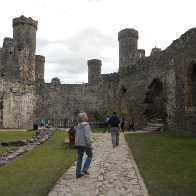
[128,115,136,132]
[120,117,125,132]
[108,112,122,148]
[75,112,94,178]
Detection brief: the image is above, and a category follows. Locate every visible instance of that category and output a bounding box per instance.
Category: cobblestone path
[48,132,149,196]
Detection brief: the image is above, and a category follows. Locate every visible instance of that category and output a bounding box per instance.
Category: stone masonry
[0,15,195,134]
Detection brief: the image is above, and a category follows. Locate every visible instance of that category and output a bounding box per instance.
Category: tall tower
[35,55,45,83]
[12,15,38,53]
[88,59,102,84]
[118,28,138,68]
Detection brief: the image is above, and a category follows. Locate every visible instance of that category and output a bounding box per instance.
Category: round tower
[88,59,102,84]
[35,55,45,83]
[12,15,38,53]
[118,28,138,68]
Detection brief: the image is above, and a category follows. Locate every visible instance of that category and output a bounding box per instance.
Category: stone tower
[35,55,45,83]
[118,28,138,68]
[88,59,102,84]
[12,15,38,53]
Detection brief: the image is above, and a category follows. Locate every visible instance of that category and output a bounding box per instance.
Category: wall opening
[0,93,3,128]
[119,85,127,116]
[143,78,166,123]
[185,61,196,114]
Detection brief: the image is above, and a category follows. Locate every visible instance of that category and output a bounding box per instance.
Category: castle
[0,15,195,134]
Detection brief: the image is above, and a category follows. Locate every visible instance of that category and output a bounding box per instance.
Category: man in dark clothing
[108,112,122,148]
[103,116,110,133]
[128,116,136,132]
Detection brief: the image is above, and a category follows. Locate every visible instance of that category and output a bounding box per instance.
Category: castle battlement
[118,28,138,40]
[88,59,102,84]
[12,15,38,29]
[3,37,17,48]
[87,59,102,66]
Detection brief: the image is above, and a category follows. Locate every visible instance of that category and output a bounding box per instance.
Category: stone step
[150,118,162,122]
[144,125,161,129]
[146,123,163,127]
[143,120,163,131]
[143,127,162,131]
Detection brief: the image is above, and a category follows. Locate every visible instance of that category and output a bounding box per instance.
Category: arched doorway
[183,61,196,132]
[143,78,166,124]
[184,61,196,114]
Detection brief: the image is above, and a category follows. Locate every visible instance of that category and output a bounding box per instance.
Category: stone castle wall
[35,80,104,127]
[0,15,195,134]
[0,80,36,129]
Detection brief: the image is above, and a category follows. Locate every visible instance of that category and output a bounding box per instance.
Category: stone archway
[143,78,166,123]
[184,61,196,132]
[184,61,196,114]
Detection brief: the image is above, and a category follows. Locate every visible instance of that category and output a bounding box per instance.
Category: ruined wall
[35,78,104,127]
[116,55,176,130]
[163,28,196,133]
[0,38,20,82]
[0,16,40,129]
[0,15,196,133]
[103,28,196,133]
[0,38,36,83]
[100,57,173,129]
[1,81,36,129]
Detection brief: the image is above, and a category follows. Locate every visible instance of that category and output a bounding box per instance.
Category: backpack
[109,116,120,127]
[104,117,109,124]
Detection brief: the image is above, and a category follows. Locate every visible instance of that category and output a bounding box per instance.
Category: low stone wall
[0,128,56,167]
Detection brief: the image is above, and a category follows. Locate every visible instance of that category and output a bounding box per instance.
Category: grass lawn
[91,127,104,133]
[125,131,196,196]
[0,131,36,155]
[0,130,35,142]
[0,129,77,196]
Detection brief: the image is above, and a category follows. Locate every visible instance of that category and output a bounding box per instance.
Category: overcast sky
[0,0,195,84]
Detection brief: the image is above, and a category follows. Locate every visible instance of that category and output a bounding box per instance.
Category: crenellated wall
[13,15,38,54]
[0,15,195,134]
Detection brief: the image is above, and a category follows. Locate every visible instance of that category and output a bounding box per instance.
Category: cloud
[37,27,118,83]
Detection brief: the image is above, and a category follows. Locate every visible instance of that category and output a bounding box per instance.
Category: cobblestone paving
[48,132,149,196]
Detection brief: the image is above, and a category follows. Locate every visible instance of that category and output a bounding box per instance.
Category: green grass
[125,131,196,196]
[0,131,36,155]
[91,127,104,133]
[0,130,77,196]
[0,131,35,142]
